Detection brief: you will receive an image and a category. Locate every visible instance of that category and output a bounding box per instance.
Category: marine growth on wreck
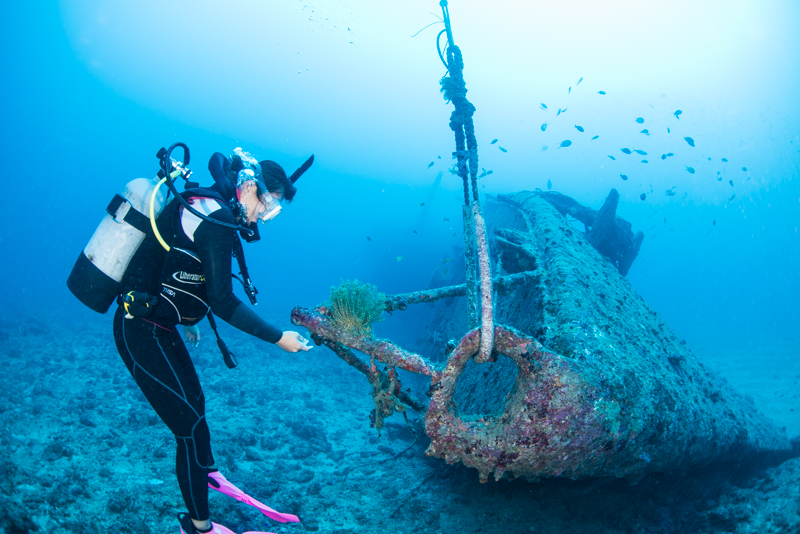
[290,0,792,485]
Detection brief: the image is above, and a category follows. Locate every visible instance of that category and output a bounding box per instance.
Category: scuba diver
[110,147,312,534]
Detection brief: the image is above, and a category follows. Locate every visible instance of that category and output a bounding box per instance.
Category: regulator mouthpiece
[231,147,266,195]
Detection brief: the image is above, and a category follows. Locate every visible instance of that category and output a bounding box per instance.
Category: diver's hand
[277,331,312,353]
[184,324,201,347]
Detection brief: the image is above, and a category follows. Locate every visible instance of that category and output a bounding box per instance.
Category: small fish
[591,135,599,140]
[634,149,647,155]
[685,166,695,174]
[547,179,552,190]
[427,161,434,169]
[413,230,418,234]
[717,176,722,181]
[577,77,583,85]
[438,155,441,159]
[665,190,676,196]
[442,258,451,264]
[640,129,650,136]
[598,91,606,95]
[620,174,629,181]
[621,148,632,154]
[684,137,695,147]
[674,110,682,119]
[420,202,425,206]
[562,107,567,113]
[557,108,562,116]
[729,180,734,186]
[491,139,498,144]
[451,232,457,236]
[667,127,671,133]
[640,193,646,201]
[716,171,721,175]
[485,170,494,176]
[575,125,584,132]
[635,117,644,124]
[661,154,667,160]
[741,166,747,171]
[396,256,403,262]
[608,155,616,160]
[541,122,548,132]
[712,220,716,226]
[568,86,571,95]
[499,146,507,153]
[728,194,736,201]
[443,217,450,222]
[366,236,372,241]
[443,268,449,276]
[721,158,728,162]
[541,145,548,151]
[558,140,572,148]
[666,152,674,157]
[540,103,548,110]
[707,157,711,161]
[641,159,648,163]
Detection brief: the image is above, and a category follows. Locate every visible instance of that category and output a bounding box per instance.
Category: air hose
[149,143,255,252]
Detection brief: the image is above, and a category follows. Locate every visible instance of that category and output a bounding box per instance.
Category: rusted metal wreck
[292,0,791,483]
[293,191,792,483]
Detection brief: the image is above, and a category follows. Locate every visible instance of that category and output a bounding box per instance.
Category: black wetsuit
[113,155,281,521]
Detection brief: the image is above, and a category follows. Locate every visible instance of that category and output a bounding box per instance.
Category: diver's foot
[177,513,236,534]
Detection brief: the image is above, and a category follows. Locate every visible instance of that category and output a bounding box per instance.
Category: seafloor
[1,311,798,534]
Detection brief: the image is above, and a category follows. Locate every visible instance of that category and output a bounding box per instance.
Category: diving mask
[257,193,282,223]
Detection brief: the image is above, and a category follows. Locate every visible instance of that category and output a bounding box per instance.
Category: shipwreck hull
[424,192,790,482]
[293,191,791,483]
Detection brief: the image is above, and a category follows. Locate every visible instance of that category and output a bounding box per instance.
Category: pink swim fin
[207,470,300,524]
[178,513,238,534]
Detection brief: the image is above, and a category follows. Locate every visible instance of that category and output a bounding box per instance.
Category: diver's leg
[113,307,214,525]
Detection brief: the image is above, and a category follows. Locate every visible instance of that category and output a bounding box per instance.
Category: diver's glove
[277,331,312,353]
[207,470,300,524]
[184,324,200,347]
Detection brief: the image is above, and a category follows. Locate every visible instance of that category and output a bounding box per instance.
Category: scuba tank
[67,177,169,313]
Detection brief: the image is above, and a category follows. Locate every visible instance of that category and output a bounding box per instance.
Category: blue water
[2,1,799,532]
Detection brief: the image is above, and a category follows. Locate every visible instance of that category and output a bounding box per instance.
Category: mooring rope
[438,0,494,363]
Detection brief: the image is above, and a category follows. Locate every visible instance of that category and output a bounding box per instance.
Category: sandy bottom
[1,313,798,534]
[691,337,800,438]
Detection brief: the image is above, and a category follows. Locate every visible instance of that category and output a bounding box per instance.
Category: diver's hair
[260,160,297,202]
